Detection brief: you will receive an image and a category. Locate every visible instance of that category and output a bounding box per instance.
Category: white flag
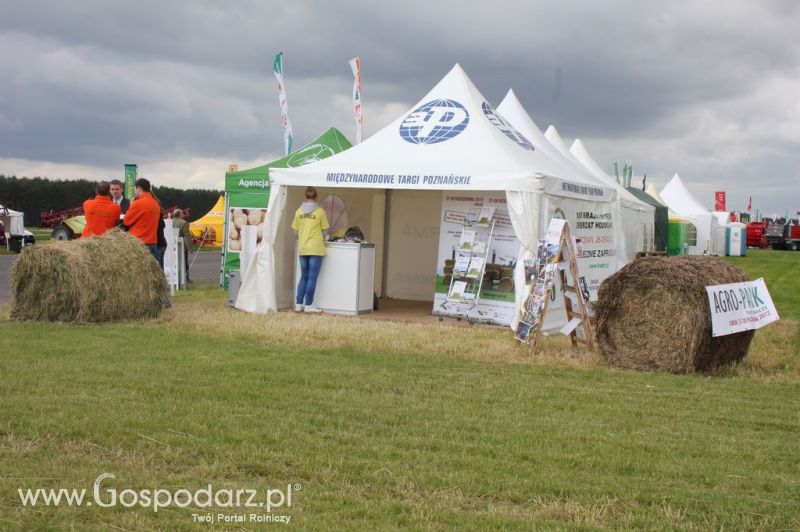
[349,57,363,144]
[273,52,294,155]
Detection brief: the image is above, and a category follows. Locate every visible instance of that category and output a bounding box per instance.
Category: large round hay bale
[594,256,754,373]
[11,229,168,323]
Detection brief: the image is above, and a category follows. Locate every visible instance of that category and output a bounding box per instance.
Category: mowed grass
[0,249,798,529]
[1,314,799,530]
[724,248,800,319]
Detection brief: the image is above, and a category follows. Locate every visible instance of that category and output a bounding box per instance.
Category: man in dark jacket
[109,179,130,214]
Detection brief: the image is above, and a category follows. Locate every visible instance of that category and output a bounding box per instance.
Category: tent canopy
[237,64,618,316]
[0,204,25,235]
[568,138,652,209]
[189,195,225,246]
[496,90,653,260]
[227,127,352,182]
[658,174,717,255]
[270,65,614,201]
[660,173,711,217]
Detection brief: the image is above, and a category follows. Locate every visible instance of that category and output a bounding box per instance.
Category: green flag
[124,164,137,199]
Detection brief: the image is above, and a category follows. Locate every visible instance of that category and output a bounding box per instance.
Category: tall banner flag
[123,164,137,200]
[273,52,294,155]
[714,191,726,211]
[747,196,752,213]
[349,57,363,144]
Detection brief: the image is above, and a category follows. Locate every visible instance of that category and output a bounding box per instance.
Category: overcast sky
[1,1,798,215]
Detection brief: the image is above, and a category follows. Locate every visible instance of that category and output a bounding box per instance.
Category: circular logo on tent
[481,102,535,151]
[286,143,336,167]
[399,99,469,145]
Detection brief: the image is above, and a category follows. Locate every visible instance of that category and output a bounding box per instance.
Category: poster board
[432,192,518,325]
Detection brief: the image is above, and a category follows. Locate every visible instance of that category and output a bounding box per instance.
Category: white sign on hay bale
[706,278,779,336]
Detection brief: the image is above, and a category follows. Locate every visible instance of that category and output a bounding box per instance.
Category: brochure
[458,230,476,252]
[474,206,495,226]
[466,256,484,278]
[448,280,468,301]
[453,254,470,275]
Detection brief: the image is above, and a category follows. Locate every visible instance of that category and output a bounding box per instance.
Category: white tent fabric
[568,137,656,256]
[496,92,651,265]
[659,173,718,255]
[711,211,732,255]
[0,204,25,236]
[570,139,655,248]
[235,64,616,319]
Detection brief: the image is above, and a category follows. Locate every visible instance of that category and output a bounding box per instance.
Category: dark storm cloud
[0,1,797,211]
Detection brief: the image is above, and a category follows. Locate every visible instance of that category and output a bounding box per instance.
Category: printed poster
[433,191,519,325]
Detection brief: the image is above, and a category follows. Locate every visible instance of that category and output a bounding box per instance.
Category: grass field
[724,248,800,319]
[0,250,798,529]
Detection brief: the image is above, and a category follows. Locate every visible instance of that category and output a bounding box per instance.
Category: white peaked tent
[659,173,718,255]
[646,183,683,221]
[0,205,25,236]
[568,138,656,257]
[496,90,652,265]
[235,64,616,320]
[544,126,655,260]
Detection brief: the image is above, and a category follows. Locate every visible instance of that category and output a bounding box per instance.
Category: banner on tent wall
[715,191,726,212]
[221,176,271,289]
[123,164,137,200]
[432,192,519,326]
[545,196,616,302]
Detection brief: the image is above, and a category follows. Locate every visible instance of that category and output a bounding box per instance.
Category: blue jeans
[296,255,323,306]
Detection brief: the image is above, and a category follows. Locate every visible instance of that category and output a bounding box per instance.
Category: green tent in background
[625,186,668,253]
[221,127,352,288]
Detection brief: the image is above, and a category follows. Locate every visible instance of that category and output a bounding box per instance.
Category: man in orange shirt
[123,177,161,259]
[82,181,121,238]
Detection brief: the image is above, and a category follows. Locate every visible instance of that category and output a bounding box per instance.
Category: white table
[296,242,375,315]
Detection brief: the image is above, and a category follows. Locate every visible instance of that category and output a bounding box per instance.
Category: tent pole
[381,189,392,299]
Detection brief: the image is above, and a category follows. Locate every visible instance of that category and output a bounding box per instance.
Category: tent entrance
[274,187,444,310]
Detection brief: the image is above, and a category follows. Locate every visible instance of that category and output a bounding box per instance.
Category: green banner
[124,164,137,199]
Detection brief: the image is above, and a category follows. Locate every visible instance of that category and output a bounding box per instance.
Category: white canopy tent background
[568,137,656,257]
[659,173,718,255]
[496,91,636,267]
[0,204,26,236]
[235,64,617,324]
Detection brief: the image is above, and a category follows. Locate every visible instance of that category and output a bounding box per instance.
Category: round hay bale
[444,259,455,268]
[11,229,168,323]
[443,266,454,275]
[443,274,452,286]
[485,266,500,281]
[594,256,754,373]
[497,277,514,292]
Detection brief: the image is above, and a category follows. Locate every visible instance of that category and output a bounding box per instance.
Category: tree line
[0,175,222,226]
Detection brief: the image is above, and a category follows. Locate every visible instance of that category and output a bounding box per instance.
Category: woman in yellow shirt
[291,187,329,313]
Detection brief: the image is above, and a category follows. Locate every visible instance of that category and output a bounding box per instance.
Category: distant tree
[0,175,221,226]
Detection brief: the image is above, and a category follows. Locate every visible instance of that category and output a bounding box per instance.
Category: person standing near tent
[172,209,192,282]
[292,186,329,313]
[82,181,121,238]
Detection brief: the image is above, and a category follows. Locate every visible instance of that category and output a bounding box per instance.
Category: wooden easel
[526,222,594,355]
